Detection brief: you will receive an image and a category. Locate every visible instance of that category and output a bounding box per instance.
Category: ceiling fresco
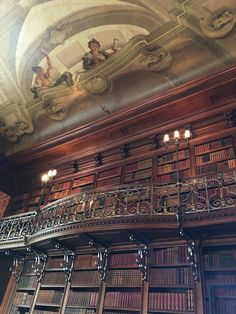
[0,0,236,155]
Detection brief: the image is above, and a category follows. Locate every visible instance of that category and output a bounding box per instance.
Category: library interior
[0,1,236,314]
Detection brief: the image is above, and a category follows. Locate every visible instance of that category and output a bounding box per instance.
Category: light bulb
[174,130,180,139]
[163,134,169,143]
[184,129,191,139]
[48,170,53,177]
[41,174,49,183]
[52,169,57,177]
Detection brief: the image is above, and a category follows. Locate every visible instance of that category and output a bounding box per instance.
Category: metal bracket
[5,251,24,282]
[88,239,108,281]
[54,240,75,282]
[27,246,47,282]
[179,229,199,281]
[129,233,148,281]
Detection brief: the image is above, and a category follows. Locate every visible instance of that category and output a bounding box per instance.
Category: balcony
[0,172,236,249]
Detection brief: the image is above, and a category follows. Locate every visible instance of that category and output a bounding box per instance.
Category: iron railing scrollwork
[0,172,235,246]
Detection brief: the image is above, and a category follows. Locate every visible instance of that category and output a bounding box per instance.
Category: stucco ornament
[84,77,112,94]
[44,99,67,121]
[42,23,72,50]
[141,46,173,71]
[200,10,235,38]
[3,121,33,143]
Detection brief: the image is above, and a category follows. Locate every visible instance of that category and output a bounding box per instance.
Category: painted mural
[0,0,236,154]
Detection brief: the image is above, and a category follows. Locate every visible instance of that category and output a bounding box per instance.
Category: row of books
[157,169,191,183]
[36,290,63,305]
[195,137,232,155]
[207,275,236,284]
[96,176,120,188]
[72,175,95,188]
[72,270,101,286]
[124,168,152,183]
[158,195,179,207]
[13,292,33,306]
[65,308,96,314]
[46,258,64,269]
[195,148,234,165]
[204,252,236,268]
[42,272,65,285]
[107,269,141,285]
[151,247,188,264]
[98,167,121,179]
[22,261,34,273]
[148,290,194,312]
[196,159,236,175]
[48,189,68,201]
[19,275,37,289]
[51,181,71,192]
[149,267,193,286]
[158,150,189,164]
[216,299,236,314]
[109,252,137,266]
[104,291,141,309]
[70,184,93,195]
[74,254,97,268]
[67,291,99,307]
[215,287,236,297]
[125,158,153,172]
[157,159,190,175]
[198,188,223,199]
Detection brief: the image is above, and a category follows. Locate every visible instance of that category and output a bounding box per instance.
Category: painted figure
[31,54,73,98]
[82,38,118,71]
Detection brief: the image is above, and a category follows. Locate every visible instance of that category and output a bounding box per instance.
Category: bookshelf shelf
[150,263,190,268]
[103,307,140,312]
[12,304,31,308]
[149,285,193,289]
[148,310,194,314]
[35,303,61,307]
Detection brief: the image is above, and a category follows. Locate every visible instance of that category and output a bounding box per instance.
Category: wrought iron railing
[0,172,236,246]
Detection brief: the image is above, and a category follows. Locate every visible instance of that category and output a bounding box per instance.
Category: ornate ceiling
[0,0,236,155]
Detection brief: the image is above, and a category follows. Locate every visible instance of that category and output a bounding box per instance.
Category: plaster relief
[200,10,235,38]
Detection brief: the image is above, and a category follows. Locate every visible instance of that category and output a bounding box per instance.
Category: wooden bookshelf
[148,245,194,314]
[203,243,236,314]
[123,158,153,185]
[31,257,66,313]
[10,260,38,314]
[47,180,71,203]
[195,137,236,176]
[69,175,95,195]
[103,251,142,313]
[64,254,101,314]
[96,167,122,188]
[156,149,191,184]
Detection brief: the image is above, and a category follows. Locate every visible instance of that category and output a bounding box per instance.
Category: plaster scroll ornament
[4,121,33,143]
[141,46,173,72]
[42,23,72,50]
[200,10,235,38]
[44,99,67,121]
